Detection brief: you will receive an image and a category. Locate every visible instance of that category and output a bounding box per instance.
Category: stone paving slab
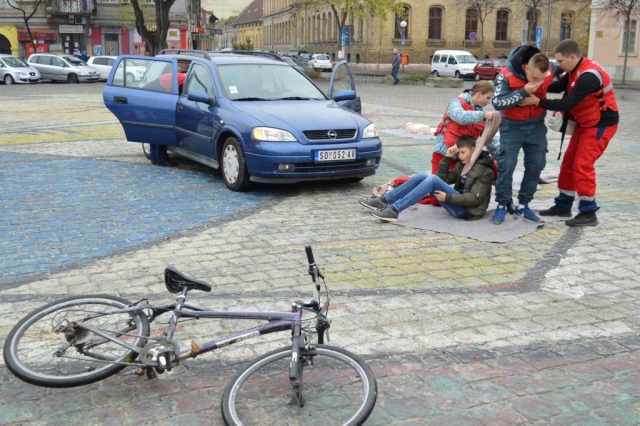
[1,82,639,424]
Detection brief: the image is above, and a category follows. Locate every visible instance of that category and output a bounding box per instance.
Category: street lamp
[399,20,407,46]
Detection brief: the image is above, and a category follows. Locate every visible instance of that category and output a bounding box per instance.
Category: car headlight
[80,71,88,75]
[252,127,297,142]
[17,72,27,76]
[362,123,379,139]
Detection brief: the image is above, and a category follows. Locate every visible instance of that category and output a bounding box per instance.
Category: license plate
[314,149,356,162]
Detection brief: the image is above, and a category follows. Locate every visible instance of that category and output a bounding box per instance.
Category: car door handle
[114,96,127,104]
[177,105,184,113]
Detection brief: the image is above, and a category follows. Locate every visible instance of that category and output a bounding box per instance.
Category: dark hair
[461,80,493,95]
[554,39,582,57]
[528,53,550,72]
[456,135,476,149]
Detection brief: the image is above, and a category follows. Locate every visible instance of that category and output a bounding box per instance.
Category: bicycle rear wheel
[221,344,377,426]
[3,295,150,388]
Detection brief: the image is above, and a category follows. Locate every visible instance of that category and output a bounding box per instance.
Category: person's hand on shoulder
[519,95,539,106]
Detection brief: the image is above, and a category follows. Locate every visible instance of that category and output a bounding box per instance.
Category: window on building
[428,7,442,40]
[465,8,478,40]
[526,10,539,43]
[621,18,637,53]
[560,11,573,40]
[394,5,410,39]
[495,9,509,41]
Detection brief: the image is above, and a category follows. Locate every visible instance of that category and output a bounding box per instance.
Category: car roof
[157,50,289,67]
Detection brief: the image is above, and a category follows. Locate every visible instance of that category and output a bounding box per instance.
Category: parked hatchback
[87,55,149,83]
[0,54,40,84]
[103,53,379,191]
[473,59,507,81]
[27,53,101,83]
[308,54,332,72]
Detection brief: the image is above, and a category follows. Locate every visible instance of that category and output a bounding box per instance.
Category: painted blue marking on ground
[1,153,270,286]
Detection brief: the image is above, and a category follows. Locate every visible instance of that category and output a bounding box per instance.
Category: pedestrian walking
[520,39,619,226]
[490,46,555,225]
[391,48,401,85]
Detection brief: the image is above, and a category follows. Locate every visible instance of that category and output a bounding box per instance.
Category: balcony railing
[50,0,96,14]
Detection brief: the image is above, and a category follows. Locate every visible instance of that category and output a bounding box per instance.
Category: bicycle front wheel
[221,344,377,426]
[3,295,150,388]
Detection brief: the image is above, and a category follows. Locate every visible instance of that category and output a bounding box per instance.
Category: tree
[458,0,503,52]
[598,0,640,84]
[233,36,254,51]
[130,0,177,56]
[296,0,403,51]
[6,0,45,55]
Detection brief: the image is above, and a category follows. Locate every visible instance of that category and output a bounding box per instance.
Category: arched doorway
[0,34,13,54]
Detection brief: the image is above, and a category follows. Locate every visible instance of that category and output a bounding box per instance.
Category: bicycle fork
[289,318,306,407]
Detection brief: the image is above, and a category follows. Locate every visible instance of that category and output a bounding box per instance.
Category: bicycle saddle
[164,266,212,294]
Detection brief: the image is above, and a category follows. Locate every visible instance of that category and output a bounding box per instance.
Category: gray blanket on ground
[395,203,567,243]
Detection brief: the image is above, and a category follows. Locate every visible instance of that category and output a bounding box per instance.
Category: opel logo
[327,130,337,139]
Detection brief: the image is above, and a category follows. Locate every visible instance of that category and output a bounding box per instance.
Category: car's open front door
[327,60,361,114]
[103,56,179,145]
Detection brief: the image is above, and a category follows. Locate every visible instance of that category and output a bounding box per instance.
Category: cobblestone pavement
[1,80,639,425]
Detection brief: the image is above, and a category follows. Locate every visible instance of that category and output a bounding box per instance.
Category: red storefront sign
[26,43,50,57]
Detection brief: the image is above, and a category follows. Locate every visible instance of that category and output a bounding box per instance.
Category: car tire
[142,143,151,160]
[221,137,250,192]
[4,74,14,85]
[455,71,461,79]
[432,70,439,77]
[474,73,481,81]
[125,73,135,85]
[68,74,79,84]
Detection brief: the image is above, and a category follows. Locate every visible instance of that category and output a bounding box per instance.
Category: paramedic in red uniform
[521,39,619,227]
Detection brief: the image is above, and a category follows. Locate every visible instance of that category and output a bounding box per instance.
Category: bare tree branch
[596,0,640,83]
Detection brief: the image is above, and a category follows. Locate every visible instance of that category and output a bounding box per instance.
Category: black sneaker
[539,205,572,217]
[360,197,388,210]
[370,205,399,222]
[566,212,598,227]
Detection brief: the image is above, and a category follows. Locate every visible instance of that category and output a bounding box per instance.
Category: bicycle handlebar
[305,246,315,265]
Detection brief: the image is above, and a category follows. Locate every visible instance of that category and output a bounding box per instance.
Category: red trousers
[558,125,618,198]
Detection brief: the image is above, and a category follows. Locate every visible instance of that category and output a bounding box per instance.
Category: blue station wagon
[103,51,383,191]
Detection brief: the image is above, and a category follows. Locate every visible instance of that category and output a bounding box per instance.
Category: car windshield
[218,63,326,101]
[65,57,88,66]
[2,56,28,67]
[456,55,478,64]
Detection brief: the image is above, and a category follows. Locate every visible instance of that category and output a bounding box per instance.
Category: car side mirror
[334,89,356,102]
[188,90,214,106]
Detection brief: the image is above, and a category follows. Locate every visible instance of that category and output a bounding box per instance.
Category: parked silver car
[27,53,100,83]
[0,54,40,84]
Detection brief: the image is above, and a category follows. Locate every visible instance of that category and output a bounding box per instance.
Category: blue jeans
[391,66,400,84]
[494,122,547,205]
[385,172,467,219]
[149,144,170,163]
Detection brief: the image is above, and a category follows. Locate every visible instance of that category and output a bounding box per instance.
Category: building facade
[0,0,214,58]
[232,0,262,49]
[261,0,591,64]
[588,0,640,81]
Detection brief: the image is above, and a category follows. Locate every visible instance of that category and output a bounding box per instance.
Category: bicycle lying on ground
[3,246,377,426]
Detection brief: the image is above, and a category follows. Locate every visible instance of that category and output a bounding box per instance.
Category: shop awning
[18,28,58,42]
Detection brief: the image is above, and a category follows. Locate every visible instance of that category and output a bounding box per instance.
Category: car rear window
[315,55,329,60]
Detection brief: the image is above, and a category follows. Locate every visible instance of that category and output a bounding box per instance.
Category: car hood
[231,100,364,133]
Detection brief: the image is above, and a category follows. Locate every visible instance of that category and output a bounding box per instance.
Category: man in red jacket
[521,39,619,226]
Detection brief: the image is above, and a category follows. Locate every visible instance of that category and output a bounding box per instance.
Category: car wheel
[221,137,250,192]
[125,73,135,85]
[4,74,14,85]
[68,74,79,84]
[432,71,439,77]
[142,143,151,160]
[474,73,481,81]
[455,71,461,79]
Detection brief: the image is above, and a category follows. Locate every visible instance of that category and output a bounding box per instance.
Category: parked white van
[431,50,478,79]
